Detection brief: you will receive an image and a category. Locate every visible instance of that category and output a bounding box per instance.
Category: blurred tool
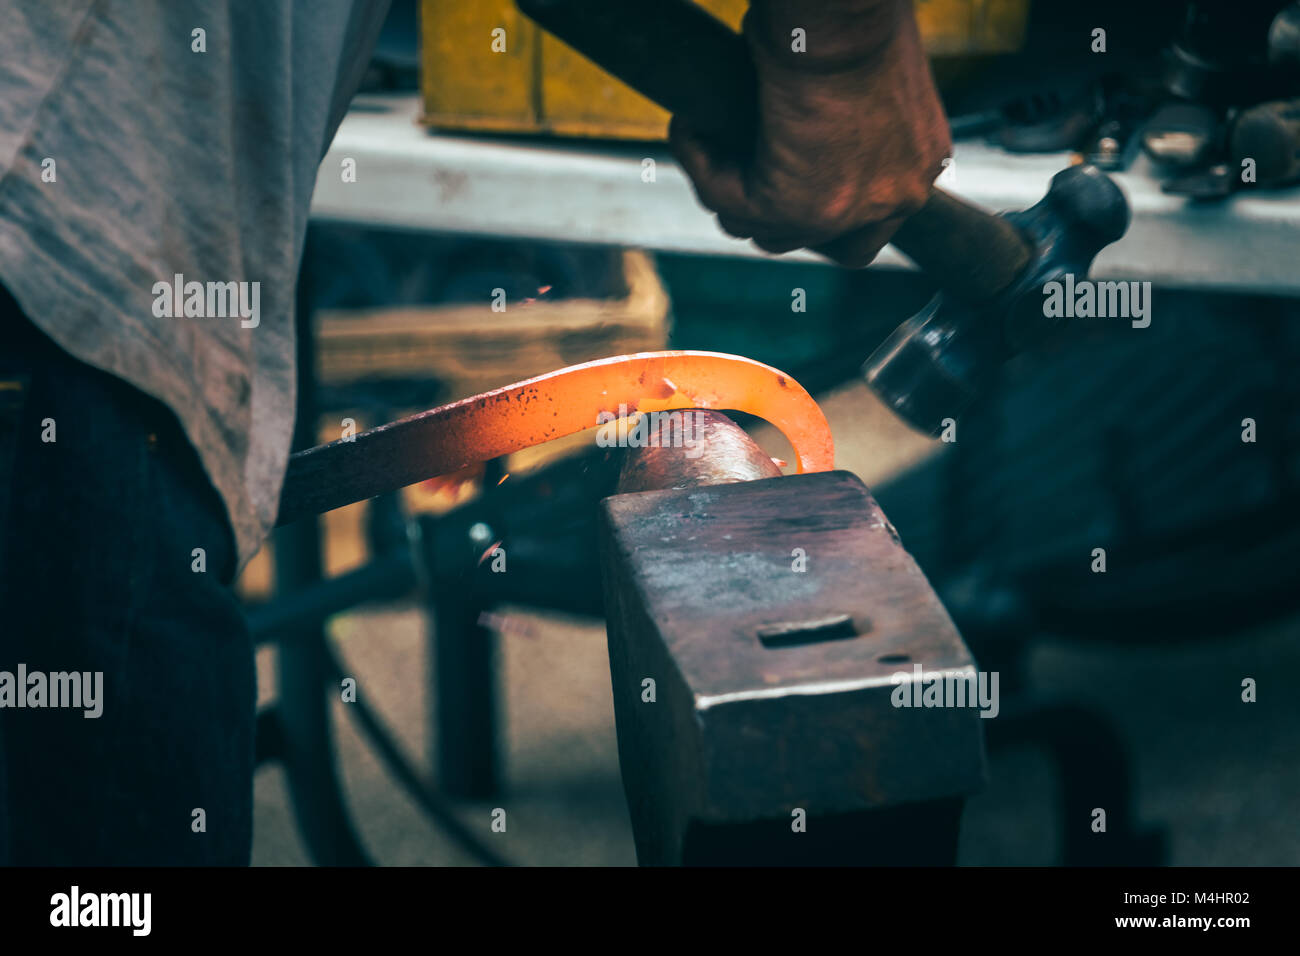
[1161,0,1286,106]
[1148,1,1300,196]
[1143,101,1222,168]
[1231,96,1300,185]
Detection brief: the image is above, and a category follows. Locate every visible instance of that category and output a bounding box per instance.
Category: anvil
[599,413,987,865]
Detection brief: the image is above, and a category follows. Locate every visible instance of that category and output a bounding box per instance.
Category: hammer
[517,0,1132,434]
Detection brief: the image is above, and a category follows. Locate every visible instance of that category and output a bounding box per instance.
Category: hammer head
[598,471,987,864]
[863,164,1130,435]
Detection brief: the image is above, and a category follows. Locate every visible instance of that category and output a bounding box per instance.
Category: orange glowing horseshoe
[277,351,835,524]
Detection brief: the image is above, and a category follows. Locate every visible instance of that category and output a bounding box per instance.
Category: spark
[477,539,504,566]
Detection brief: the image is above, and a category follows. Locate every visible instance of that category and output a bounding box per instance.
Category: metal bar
[246,551,416,645]
[274,350,833,526]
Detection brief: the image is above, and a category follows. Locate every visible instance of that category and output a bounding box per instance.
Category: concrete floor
[250,380,1300,866]
[251,603,1300,866]
[253,605,635,866]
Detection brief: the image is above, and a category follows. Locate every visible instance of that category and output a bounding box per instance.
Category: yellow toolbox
[420,0,1031,140]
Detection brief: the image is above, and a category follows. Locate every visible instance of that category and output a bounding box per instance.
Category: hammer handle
[517,0,1032,303]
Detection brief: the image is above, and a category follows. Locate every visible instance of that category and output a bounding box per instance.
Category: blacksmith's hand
[671,0,952,267]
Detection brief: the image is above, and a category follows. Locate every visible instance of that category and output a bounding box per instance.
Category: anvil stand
[250,233,526,865]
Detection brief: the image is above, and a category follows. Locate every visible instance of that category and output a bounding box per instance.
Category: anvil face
[598,470,987,865]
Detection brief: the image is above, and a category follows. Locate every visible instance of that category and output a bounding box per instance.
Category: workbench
[313,93,1300,298]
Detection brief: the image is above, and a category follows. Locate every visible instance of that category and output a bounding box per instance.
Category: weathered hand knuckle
[902,179,931,211]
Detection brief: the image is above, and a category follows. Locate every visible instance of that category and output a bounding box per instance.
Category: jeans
[0,287,255,865]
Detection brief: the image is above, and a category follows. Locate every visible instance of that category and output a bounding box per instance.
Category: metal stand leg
[417,512,500,799]
[988,698,1165,865]
[272,229,371,865]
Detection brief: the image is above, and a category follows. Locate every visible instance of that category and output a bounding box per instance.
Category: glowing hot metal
[276,351,834,525]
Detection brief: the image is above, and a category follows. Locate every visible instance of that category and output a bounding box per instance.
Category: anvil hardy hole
[877,654,911,665]
[756,613,863,649]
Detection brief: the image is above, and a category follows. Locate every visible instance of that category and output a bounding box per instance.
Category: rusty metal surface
[599,463,987,864]
[616,410,781,492]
